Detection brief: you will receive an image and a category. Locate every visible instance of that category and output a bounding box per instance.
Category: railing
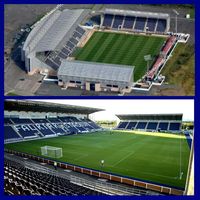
[5,149,183,195]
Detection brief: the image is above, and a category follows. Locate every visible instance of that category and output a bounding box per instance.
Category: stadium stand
[101,10,169,34]
[11,118,33,124]
[32,119,49,123]
[146,122,158,131]
[146,18,157,32]
[134,17,146,31]
[123,16,135,29]
[4,126,22,141]
[117,122,128,129]
[47,118,62,123]
[116,114,182,132]
[135,122,147,129]
[14,125,39,138]
[169,123,181,131]
[112,15,124,29]
[4,115,102,141]
[146,36,177,80]
[102,14,114,27]
[4,118,14,125]
[156,19,167,32]
[158,122,169,131]
[4,159,104,195]
[22,8,89,74]
[117,121,181,132]
[126,122,137,130]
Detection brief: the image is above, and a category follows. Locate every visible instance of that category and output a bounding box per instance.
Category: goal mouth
[41,146,63,158]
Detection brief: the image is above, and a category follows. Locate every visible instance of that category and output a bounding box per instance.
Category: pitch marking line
[74,154,89,161]
[112,151,136,167]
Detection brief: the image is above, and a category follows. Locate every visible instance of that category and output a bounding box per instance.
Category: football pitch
[75,32,166,81]
[5,131,190,189]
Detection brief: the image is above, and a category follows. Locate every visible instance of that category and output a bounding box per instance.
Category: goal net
[41,146,63,158]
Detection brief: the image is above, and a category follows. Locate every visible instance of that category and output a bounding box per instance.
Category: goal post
[41,146,63,158]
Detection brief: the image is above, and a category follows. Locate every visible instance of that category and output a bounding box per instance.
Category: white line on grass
[74,154,89,161]
[112,151,135,167]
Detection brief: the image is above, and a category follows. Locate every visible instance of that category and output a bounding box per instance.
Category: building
[58,60,134,92]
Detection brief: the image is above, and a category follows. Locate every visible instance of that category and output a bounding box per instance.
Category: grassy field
[162,43,194,96]
[75,32,166,81]
[5,131,190,189]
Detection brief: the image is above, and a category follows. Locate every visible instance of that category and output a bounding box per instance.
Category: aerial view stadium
[4,99,194,195]
[4,4,194,96]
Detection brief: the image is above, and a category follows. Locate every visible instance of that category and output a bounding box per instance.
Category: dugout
[57,60,134,93]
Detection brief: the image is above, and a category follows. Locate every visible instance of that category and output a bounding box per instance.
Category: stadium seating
[112,15,124,29]
[169,123,181,131]
[4,159,104,195]
[76,26,86,35]
[116,120,181,132]
[4,118,14,125]
[126,122,137,130]
[43,25,86,71]
[4,126,21,140]
[146,36,176,80]
[34,124,56,136]
[134,17,146,31]
[4,116,101,141]
[102,14,114,27]
[32,119,49,123]
[158,122,169,131]
[13,124,39,138]
[102,13,167,34]
[47,118,62,123]
[146,122,158,130]
[11,118,33,124]
[156,19,167,32]
[117,122,128,129]
[135,122,147,129]
[63,124,78,134]
[50,123,66,134]
[123,16,135,29]
[146,18,157,32]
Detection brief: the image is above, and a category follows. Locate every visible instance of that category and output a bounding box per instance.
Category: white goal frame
[41,146,63,158]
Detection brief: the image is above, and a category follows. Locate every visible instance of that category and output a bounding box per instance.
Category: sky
[32,99,194,121]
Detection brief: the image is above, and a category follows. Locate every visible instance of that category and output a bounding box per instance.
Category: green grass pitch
[75,32,166,81]
[5,131,190,189]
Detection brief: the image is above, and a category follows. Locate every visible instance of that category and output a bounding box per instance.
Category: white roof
[34,9,85,52]
[58,60,134,82]
[24,9,87,53]
[104,8,169,19]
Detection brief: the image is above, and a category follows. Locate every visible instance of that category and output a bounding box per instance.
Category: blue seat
[4,126,21,140]
[14,124,38,137]
[169,123,181,131]
[117,122,128,129]
[146,18,157,32]
[126,122,137,130]
[156,19,166,32]
[146,122,158,130]
[136,122,147,129]
[158,122,169,131]
[134,17,146,31]
[112,15,124,29]
[102,14,114,27]
[123,16,135,29]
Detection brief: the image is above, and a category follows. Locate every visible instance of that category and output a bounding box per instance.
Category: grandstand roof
[117,114,183,121]
[4,100,103,115]
[104,9,169,19]
[58,60,134,82]
[23,9,88,53]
